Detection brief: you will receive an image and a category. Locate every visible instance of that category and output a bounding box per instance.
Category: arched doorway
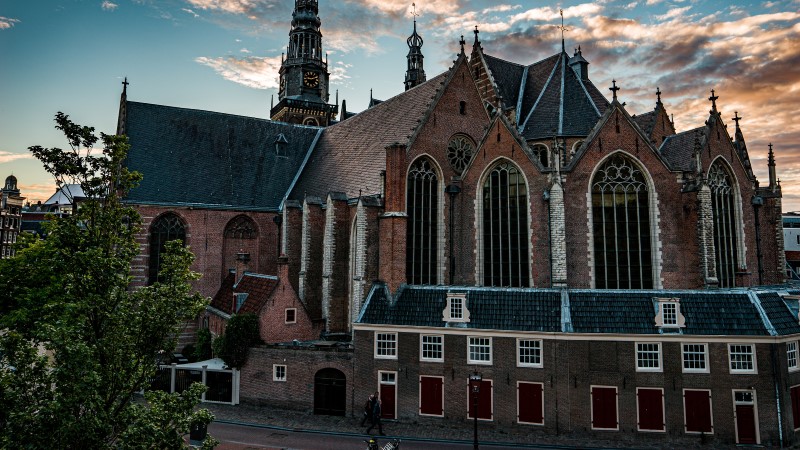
[313,368,346,416]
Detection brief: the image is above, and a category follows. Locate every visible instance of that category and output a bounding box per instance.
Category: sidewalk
[203,402,659,449]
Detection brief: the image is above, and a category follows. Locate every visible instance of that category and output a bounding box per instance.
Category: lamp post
[469,371,482,450]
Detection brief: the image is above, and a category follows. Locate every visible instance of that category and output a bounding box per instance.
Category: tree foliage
[214,313,261,369]
[0,113,214,448]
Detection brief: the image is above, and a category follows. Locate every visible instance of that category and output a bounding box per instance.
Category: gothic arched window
[148,212,186,284]
[406,157,439,284]
[591,154,653,289]
[708,161,739,287]
[482,161,529,287]
[532,143,549,167]
[224,215,258,239]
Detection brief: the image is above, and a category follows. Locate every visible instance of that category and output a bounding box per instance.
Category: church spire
[404,3,426,91]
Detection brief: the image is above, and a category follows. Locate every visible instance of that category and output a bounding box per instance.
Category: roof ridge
[482,53,526,68]
[520,55,561,131]
[128,100,321,128]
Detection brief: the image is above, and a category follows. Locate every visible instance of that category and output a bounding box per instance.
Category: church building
[118,1,800,446]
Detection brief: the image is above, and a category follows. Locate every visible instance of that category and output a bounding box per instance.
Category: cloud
[101,1,118,11]
[17,183,59,204]
[195,55,283,89]
[654,6,692,21]
[0,151,33,164]
[0,16,20,29]
[240,48,251,53]
[182,8,200,18]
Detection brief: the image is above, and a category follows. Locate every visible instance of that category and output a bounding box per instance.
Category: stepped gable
[124,101,320,210]
[482,54,525,109]
[660,126,705,171]
[209,272,279,315]
[358,285,562,332]
[289,72,447,201]
[633,111,657,136]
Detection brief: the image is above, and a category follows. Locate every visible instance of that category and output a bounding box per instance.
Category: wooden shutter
[518,382,544,424]
[467,380,493,420]
[419,376,443,416]
[591,386,618,429]
[791,386,800,429]
[636,388,664,431]
[684,390,712,433]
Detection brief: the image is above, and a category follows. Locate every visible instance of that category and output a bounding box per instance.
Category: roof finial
[558,9,569,53]
[656,86,661,104]
[732,111,741,129]
[708,89,719,112]
[474,25,480,45]
[610,79,619,101]
[459,34,465,54]
[122,77,129,95]
[370,88,373,102]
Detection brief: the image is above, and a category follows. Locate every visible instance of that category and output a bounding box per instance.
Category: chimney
[235,252,251,282]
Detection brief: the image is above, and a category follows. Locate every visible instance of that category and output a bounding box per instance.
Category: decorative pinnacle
[768,143,775,167]
[459,35,465,53]
[656,86,661,104]
[610,79,620,101]
[708,89,719,112]
[732,111,741,128]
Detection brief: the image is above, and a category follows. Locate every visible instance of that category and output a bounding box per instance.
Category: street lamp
[469,371,482,450]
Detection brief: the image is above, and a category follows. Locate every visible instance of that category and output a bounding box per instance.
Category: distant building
[784,213,800,279]
[1,175,25,258]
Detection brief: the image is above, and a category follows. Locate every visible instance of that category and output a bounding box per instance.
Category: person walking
[365,393,384,435]
[360,393,374,427]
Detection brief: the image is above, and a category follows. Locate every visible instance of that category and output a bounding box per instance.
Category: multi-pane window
[517,339,543,367]
[375,333,398,359]
[636,343,662,371]
[273,364,286,382]
[148,213,186,284]
[482,161,529,287]
[468,337,492,364]
[708,162,739,288]
[682,344,709,373]
[729,344,755,373]
[406,157,439,285]
[450,297,463,320]
[662,303,677,326]
[592,155,653,289]
[421,335,443,362]
[789,341,798,371]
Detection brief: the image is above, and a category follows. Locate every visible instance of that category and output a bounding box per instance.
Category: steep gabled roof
[483,54,525,108]
[289,72,448,200]
[660,126,704,172]
[123,101,321,210]
[633,111,657,136]
[209,272,279,316]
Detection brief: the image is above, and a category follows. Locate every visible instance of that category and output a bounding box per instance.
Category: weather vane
[558,9,569,50]
[411,2,418,19]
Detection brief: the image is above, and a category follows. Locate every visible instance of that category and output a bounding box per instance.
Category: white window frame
[731,389,760,445]
[378,370,398,420]
[374,332,398,359]
[636,387,665,433]
[516,381,544,425]
[662,302,677,326]
[420,334,444,362]
[467,336,492,365]
[285,308,297,324]
[682,343,709,374]
[635,342,662,372]
[273,364,286,382]
[517,338,543,368]
[728,344,757,374]
[789,341,799,372]
[418,375,445,417]
[443,293,470,323]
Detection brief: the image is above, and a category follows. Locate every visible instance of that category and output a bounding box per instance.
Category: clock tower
[271,0,337,126]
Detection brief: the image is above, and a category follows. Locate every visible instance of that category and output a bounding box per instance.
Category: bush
[214,313,260,369]
[194,328,213,362]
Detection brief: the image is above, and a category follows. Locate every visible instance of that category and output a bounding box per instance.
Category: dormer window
[654,297,685,330]
[275,133,289,157]
[443,292,470,323]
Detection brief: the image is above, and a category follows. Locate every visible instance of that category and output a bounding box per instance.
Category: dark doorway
[314,368,346,416]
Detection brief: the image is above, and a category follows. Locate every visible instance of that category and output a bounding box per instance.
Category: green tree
[214,313,261,369]
[0,113,216,448]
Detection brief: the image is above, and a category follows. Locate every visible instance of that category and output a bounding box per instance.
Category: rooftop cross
[610,79,620,101]
[732,111,741,128]
[708,89,719,111]
[459,34,465,53]
[122,77,129,95]
[656,86,661,104]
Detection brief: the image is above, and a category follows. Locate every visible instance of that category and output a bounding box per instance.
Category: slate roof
[209,272,279,316]
[359,285,562,332]
[483,51,608,140]
[660,126,704,172]
[358,286,800,337]
[123,101,321,210]
[288,72,448,200]
[633,111,656,136]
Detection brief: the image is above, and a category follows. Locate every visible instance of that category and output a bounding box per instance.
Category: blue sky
[1,0,799,209]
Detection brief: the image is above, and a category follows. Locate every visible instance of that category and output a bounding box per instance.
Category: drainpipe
[753,196,764,285]
[445,183,461,285]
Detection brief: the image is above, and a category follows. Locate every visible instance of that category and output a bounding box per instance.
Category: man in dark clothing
[365,393,384,435]
[360,394,374,426]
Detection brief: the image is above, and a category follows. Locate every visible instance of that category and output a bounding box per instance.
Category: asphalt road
[209,421,565,450]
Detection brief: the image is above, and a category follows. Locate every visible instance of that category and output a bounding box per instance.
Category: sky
[1,0,799,210]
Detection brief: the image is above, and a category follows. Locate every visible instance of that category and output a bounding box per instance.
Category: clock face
[303,71,320,88]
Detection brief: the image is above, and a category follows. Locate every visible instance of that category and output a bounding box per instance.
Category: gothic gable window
[148,212,186,284]
[708,161,739,288]
[446,135,475,175]
[482,160,530,287]
[531,143,549,167]
[406,157,439,284]
[222,215,259,281]
[591,154,653,289]
[224,215,258,239]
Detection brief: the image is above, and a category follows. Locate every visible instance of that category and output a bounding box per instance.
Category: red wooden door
[380,384,396,419]
[736,404,757,444]
[518,382,543,424]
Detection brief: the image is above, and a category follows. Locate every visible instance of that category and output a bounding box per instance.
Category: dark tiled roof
[633,111,656,136]
[483,54,525,109]
[209,272,279,315]
[124,101,320,210]
[759,292,800,335]
[518,54,560,118]
[359,285,562,332]
[360,286,793,336]
[289,72,448,200]
[660,126,704,171]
